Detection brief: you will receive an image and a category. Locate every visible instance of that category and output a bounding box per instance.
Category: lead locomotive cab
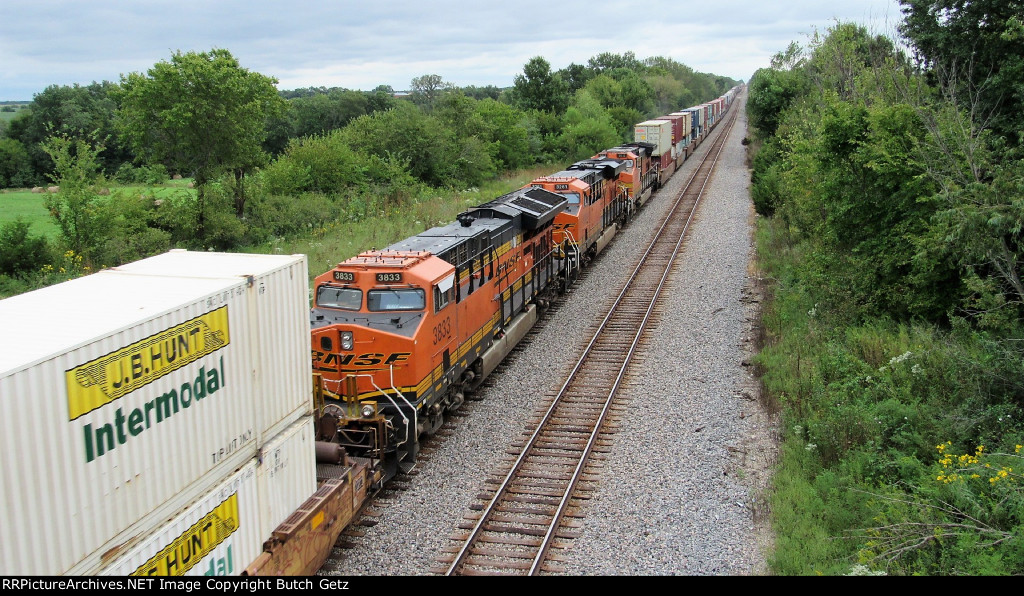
[310,187,567,483]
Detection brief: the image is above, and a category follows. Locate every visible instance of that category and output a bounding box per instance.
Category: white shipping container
[0,272,261,575]
[111,251,313,442]
[100,416,317,576]
[100,460,263,576]
[634,120,673,157]
[255,415,317,540]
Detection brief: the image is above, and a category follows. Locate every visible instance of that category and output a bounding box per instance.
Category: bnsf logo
[313,351,411,371]
[552,223,574,231]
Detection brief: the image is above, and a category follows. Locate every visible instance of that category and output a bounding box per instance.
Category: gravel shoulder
[323,93,779,576]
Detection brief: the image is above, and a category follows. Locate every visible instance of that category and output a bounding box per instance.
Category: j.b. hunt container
[111,250,312,444]
[101,455,264,576]
[0,252,312,575]
[100,416,316,576]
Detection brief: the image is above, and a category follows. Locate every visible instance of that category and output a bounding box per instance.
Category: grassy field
[0,104,29,122]
[0,179,197,238]
[0,188,60,236]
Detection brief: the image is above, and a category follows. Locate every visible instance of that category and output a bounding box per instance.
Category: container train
[0,86,740,577]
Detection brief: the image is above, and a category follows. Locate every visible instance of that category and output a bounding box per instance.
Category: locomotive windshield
[562,193,580,205]
[368,288,426,312]
[317,286,362,311]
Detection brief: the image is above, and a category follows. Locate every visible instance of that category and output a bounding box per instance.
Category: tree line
[746,0,1024,575]
[0,50,736,296]
[0,52,733,190]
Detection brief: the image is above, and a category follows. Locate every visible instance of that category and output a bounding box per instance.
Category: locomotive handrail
[563,230,580,281]
[346,370,416,452]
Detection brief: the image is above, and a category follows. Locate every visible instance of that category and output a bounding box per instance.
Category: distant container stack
[634,119,676,180]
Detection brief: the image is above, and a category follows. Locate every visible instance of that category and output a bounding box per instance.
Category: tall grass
[756,214,1024,575]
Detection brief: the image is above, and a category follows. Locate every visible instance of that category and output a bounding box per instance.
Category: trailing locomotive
[526,157,627,272]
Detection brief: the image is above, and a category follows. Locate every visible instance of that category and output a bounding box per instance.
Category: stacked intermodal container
[0,251,313,575]
[698,103,713,129]
[634,119,675,180]
[654,113,686,168]
[112,250,313,444]
[100,416,316,576]
[668,111,694,157]
[669,112,693,148]
[683,107,704,141]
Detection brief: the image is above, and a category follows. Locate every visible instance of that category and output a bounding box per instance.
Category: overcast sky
[0,0,906,101]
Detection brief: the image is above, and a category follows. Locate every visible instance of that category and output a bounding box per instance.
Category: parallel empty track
[437,105,740,576]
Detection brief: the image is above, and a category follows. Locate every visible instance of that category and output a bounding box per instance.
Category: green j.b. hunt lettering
[81,357,226,463]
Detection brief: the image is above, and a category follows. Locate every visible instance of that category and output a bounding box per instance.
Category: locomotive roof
[386,218,502,257]
[602,142,654,159]
[384,187,567,259]
[568,158,627,178]
[470,187,567,231]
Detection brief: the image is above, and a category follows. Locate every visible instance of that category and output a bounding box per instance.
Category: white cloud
[0,0,903,100]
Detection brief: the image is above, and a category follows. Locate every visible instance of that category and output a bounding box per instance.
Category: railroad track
[435,106,740,576]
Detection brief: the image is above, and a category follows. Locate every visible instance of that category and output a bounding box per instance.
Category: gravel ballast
[323,92,778,576]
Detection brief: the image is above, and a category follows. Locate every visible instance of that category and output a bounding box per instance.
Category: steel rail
[443,105,740,576]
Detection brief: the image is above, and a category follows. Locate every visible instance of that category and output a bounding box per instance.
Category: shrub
[0,219,52,276]
[0,138,34,188]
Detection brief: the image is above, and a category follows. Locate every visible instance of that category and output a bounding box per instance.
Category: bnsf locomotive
[310,187,569,480]
[307,86,741,487]
[308,140,670,482]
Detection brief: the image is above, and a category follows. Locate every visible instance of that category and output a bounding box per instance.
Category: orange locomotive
[526,157,632,274]
[593,142,659,209]
[310,187,568,481]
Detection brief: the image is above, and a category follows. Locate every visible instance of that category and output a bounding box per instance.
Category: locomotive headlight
[360,403,376,418]
[340,331,354,351]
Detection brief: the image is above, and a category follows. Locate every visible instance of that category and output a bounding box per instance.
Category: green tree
[460,85,503,101]
[557,63,592,93]
[410,74,452,110]
[0,138,34,188]
[290,89,369,138]
[555,90,621,160]
[40,135,109,262]
[366,87,398,113]
[899,0,1024,145]
[747,66,807,139]
[265,130,367,195]
[747,42,810,139]
[116,49,286,235]
[340,101,485,187]
[474,99,532,170]
[4,82,127,182]
[645,74,688,115]
[511,57,570,114]
[587,51,644,74]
